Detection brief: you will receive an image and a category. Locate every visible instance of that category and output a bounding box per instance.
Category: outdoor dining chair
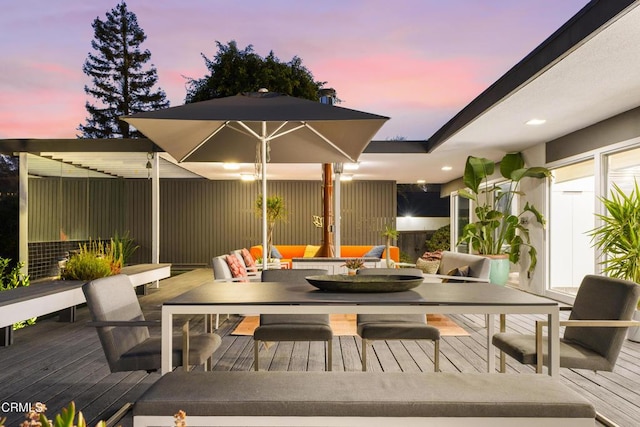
[356,267,440,372]
[493,274,640,373]
[255,268,332,371]
[82,274,222,373]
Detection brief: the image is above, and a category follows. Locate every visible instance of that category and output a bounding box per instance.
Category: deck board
[0,268,638,427]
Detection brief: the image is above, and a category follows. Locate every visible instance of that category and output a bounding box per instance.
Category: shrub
[61,240,121,280]
[0,257,35,330]
[425,225,450,252]
[112,230,139,265]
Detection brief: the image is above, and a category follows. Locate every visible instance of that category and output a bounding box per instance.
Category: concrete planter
[628,310,640,342]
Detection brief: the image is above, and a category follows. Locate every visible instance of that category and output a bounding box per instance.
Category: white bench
[0,263,171,346]
[133,371,595,427]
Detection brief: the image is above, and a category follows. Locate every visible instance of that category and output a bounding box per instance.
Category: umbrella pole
[261,122,268,271]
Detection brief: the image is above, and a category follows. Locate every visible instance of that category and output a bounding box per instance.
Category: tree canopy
[185,41,325,102]
[78,1,169,138]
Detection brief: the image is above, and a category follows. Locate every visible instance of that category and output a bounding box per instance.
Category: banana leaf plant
[457,152,551,273]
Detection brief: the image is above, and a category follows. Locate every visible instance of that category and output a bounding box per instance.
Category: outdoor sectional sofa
[249,244,400,266]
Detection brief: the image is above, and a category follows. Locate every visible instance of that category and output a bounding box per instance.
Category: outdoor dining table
[161,280,560,377]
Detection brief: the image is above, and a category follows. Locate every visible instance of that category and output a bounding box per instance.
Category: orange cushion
[250,245,400,262]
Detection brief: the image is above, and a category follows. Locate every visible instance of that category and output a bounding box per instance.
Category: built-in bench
[0,263,171,346]
[133,371,595,427]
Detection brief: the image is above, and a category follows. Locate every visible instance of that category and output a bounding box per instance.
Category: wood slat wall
[28,178,396,268]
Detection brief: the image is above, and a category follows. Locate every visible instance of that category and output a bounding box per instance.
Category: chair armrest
[537,319,640,328]
[395,262,417,268]
[87,320,159,327]
[534,319,640,372]
[214,277,259,282]
[423,273,490,283]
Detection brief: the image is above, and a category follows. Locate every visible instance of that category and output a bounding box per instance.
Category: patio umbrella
[121,91,389,268]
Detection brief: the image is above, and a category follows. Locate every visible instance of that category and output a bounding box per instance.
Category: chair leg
[433,339,440,372]
[535,320,544,374]
[182,320,190,372]
[361,339,368,371]
[254,340,260,371]
[327,339,333,371]
[499,313,507,373]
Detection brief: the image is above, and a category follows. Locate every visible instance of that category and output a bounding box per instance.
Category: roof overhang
[427,0,640,160]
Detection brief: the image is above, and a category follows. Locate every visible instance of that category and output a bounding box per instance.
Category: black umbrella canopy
[121,92,389,164]
[121,91,389,268]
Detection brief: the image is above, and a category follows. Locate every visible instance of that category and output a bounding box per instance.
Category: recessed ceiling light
[223,163,240,170]
[441,166,452,171]
[417,179,426,184]
[240,173,255,181]
[526,118,546,126]
[343,162,360,170]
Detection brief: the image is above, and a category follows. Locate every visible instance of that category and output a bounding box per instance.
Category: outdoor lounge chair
[356,268,440,372]
[493,274,640,373]
[255,268,332,371]
[82,274,221,373]
[428,251,491,282]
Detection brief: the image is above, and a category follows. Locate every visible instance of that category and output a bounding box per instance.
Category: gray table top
[164,281,557,307]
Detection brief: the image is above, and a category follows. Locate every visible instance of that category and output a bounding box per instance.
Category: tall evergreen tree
[78,1,169,138]
[185,41,324,103]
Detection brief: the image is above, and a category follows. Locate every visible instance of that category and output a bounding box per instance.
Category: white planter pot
[628,310,640,342]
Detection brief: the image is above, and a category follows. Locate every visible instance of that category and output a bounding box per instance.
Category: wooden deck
[0,269,638,427]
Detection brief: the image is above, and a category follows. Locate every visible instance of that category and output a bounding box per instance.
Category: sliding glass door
[548,160,595,296]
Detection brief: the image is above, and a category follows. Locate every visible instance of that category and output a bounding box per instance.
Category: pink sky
[0,0,588,140]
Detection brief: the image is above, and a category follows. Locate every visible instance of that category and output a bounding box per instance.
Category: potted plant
[381,224,399,268]
[457,152,551,285]
[343,258,365,275]
[255,195,287,260]
[588,180,640,342]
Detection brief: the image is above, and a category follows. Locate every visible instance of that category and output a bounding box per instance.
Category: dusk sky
[1,0,589,140]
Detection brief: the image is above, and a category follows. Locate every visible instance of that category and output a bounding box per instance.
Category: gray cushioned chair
[255,268,332,371]
[211,254,264,328]
[435,251,491,282]
[83,274,222,373]
[356,268,440,372]
[493,274,640,373]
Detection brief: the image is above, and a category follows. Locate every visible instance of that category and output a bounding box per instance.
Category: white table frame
[161,282,559,377]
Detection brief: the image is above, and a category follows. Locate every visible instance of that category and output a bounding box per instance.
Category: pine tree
[78,1,169,138]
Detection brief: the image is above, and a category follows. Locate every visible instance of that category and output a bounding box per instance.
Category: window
[450,192,469,252]
[606,146,640,193]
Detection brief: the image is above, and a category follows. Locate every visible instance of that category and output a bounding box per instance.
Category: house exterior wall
[520,145,548,295]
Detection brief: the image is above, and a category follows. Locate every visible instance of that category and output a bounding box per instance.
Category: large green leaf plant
[589,180,640,286]
[457,152,551,273]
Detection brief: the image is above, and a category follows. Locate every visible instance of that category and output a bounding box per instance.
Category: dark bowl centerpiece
[305,274,423,293]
